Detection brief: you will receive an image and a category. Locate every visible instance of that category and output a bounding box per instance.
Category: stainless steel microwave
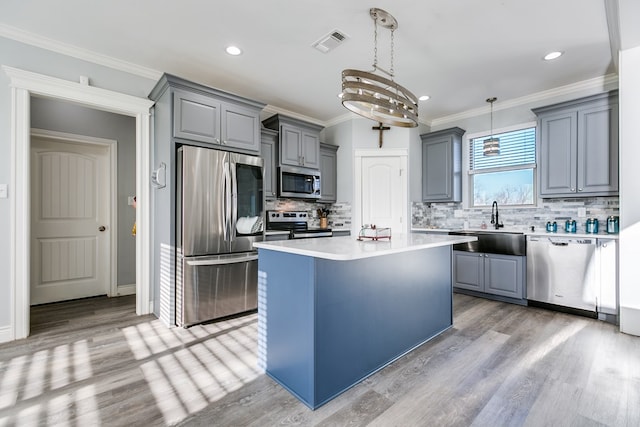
[278,165,321,199]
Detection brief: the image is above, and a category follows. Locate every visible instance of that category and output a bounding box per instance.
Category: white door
[30,135,111,305]
[360,155,406,234]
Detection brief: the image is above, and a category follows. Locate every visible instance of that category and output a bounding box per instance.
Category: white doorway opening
[354,149,408,236]
[4,66,154,341]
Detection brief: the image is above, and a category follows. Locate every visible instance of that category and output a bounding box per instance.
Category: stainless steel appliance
[526,236,597,315]
[278,165,321,199]
[266,210,332,239]
[177,145,264,327]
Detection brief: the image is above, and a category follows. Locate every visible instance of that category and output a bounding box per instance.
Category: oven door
[279,165,321,199]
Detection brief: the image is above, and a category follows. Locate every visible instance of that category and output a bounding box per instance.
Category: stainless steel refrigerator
[177,145,264,327]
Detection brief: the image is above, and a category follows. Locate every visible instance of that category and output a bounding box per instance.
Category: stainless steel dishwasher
[526,236,597,314]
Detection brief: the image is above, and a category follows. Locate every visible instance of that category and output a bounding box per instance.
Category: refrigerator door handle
[186,254,258,266]
[223,159,232,241]
[230,158,238,242]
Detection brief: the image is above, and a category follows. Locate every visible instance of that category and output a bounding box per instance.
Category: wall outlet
[0,184,7,199]
[128,196,135,206]
[578,207,587,218]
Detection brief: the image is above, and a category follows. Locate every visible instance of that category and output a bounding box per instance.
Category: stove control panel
[267,211,309,222]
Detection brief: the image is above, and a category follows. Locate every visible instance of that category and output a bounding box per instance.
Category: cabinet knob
[571,188,575,192]
[578,188,583,192]
[602,243,607,248]
[215,138,221,144]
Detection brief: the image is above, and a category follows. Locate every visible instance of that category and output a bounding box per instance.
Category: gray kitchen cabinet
[174,89,220,144]
[221,103,261,152]
[420,127,464,202]
[319,143,339,203]
[171,79,262,153]
[533,91,618,197]
[453,250,524,300]
[452,251,484,292]
[261,128,278,200]
[262,114,324,169]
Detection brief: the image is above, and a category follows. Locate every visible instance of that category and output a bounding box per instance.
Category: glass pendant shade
[483,137,500,156]
[483,97,500,156]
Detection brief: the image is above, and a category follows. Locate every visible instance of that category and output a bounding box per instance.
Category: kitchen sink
[449,230,526,256]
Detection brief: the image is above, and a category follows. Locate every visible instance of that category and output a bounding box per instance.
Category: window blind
[469,127,536,173]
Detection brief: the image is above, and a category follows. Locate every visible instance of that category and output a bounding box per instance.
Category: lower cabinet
[453,250,525,301]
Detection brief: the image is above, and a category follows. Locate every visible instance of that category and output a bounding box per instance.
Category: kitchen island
[253,233,476,409]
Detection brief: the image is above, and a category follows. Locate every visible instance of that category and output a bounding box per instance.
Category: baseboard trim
[115,284,136,296]
[0,325,14,344]
[620,306,640,336]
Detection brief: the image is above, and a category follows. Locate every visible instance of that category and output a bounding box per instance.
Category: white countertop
[411,227,619,240]
[253,233,477,261]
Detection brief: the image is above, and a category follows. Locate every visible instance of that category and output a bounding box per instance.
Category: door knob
[99,226,106,232]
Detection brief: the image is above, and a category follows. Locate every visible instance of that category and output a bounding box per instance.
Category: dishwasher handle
[551,241,569,246]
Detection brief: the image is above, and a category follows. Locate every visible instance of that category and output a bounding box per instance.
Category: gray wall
[0,36,156,327]
[30,97,137,286]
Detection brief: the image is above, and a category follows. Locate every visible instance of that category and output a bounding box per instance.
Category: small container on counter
[606,216,619,234]
[565,219,577,233]
[546,221,557,232]
[585,218,599,234]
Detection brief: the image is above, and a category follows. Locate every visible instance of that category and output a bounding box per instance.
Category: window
[469,126,536,207]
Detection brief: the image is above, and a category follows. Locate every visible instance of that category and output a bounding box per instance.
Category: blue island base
[258,245,452,409]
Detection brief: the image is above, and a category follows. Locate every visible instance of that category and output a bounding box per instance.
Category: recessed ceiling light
[419,95,430,101]
[225,45,242,56]
[544,51,563,61]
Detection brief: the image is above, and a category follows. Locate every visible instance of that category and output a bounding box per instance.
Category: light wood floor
[0,294,638,426]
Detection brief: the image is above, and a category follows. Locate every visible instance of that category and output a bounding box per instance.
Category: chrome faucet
[491,201,503,229]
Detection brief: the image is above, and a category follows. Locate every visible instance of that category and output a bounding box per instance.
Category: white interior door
[30,135,111,305]
[360,155,407,234]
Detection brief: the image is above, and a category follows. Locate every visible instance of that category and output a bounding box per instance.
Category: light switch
[0,184,7,199]
[578,207,587,218]
[128,196,135,206]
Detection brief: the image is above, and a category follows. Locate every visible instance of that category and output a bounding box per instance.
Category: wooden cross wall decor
[372,122,390,148]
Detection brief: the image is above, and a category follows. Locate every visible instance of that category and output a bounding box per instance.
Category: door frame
[31,128,119,299]
[354,149,408,236]
[4,65,154,341]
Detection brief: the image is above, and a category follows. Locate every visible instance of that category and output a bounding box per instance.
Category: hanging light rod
[340,8,419,128]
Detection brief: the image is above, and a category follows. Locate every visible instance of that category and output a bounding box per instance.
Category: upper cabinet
[260,127,278,200]
[420,127,465,202]
[152,73,265,153]
[319,143,339,203]
[533,91,619,198]
[262,114,324,169]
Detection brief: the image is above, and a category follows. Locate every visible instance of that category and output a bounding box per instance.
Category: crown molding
[0,24,162,81]
[427,73,619,128]
[261,104,326,127]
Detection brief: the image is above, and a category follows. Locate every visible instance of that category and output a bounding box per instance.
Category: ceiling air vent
[312,29,349,53]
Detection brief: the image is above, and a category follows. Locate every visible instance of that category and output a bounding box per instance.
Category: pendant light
[340,8,418,128]
[483,97,500,156]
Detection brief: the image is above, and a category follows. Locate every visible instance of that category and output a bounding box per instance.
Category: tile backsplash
[412,197,619,233]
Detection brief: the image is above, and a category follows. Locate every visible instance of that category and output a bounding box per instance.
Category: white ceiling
[1,0,616,126]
